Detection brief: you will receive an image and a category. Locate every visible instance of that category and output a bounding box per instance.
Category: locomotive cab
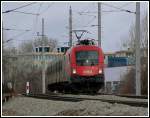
[66,39,105,92]
[47,39,105,93]
[70,45,104,82]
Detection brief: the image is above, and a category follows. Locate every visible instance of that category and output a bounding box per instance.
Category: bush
[119,63,148,95]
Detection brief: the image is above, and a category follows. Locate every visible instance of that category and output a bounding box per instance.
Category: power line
[39,3,54,16]
[78,13,96,17]
[75,3,95,14]
[102,3,135,14]
[3,28,30,32]
[6,39,34,42]
[79,25,103,28]
[32,3,42,38]
[75,13,97,28]
[37,3,43,14]
[78,3,134,14]
[73,3,96,29]
[2,2,37,14]
[85,16,96,26]
[11,10,39,15]
[4,30,31,43]
[78,9,133,14]
[75,15,96,29]
[32,3,43,37]
[31,3,45,52]
[119,2,133,9]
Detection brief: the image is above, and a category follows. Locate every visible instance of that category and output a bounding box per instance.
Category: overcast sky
[2,1,148,52]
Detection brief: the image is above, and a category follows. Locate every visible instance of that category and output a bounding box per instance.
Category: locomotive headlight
[98,69,102,74]
[72,69,76,74]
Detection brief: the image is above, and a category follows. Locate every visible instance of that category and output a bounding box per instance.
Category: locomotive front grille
[71,74,104,83]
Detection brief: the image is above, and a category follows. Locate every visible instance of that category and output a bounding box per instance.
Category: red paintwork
[65,45,104,78]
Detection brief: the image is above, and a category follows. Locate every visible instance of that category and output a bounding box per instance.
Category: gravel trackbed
[2,96,148,116]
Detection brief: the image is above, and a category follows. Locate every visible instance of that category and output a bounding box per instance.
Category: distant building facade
[32,46,70,68]
[104,50,135,67]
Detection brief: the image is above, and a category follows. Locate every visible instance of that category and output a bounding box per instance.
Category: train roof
[73,44,102,50]
[65,45,103,55]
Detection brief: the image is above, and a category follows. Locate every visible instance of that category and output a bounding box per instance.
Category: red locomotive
[46,39,105,93]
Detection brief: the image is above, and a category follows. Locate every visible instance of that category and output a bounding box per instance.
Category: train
[46,39,105,93]
[105,56,135,67]
[107,56,128,67]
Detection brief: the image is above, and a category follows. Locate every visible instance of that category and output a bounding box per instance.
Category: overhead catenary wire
[75,2,134,29]
[2,3,36,48]
[4,30,31,43]
[2,2,55,49]
[119,2,133,8]
[73,3,97,29]
[3,3,39,46]
[31,3,43,52]
[75,14,97,29]
[75,3,95,14]
[37,3,43,14]
[2,2,37,14]
[78,13,96,17]
[33,3,42,34]
[79,10,129,13]
[102,3,135,14]
[78,9,134,14]
[80,24,104,28]
[32,2,55,43]
[3,2,136,48]
[84,16,97,26]
[102,2,133,13]
[3,28,30,32]
[30,3,43,38]
[78,2,134,14]
[3,2,54,46]
[35,2,43,22]
[11,10,39,15]
[39,2,54,16]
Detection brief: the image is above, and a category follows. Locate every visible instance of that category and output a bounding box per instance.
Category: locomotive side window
[76,51,98,66]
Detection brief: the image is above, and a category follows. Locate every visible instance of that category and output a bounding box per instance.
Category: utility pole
[2,21,4,84]
[69,6,72,47]
[135,2,141,96]
[98,2,101,47]
[42,18,46,94]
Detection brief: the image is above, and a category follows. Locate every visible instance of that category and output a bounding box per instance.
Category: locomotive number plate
[83,70,92,74]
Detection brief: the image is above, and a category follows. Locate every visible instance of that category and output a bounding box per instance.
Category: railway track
[73,92,148,99]
[24,93,148,107]
[97,93,148,99]
[24,94,83,102]
[115,94,148,99]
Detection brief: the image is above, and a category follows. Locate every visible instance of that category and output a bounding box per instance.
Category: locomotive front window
[76,51,98,66]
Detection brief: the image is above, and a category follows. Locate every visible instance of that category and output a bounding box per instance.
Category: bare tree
[2,47,18,94]
[122,13,148,55]
[3,36,58,94]
[120,13,148,95]
[19,37,58,53]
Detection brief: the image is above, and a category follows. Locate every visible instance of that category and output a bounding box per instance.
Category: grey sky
[2,2,148,52]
